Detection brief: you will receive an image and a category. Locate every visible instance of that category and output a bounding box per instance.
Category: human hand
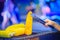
[44,19,56,27]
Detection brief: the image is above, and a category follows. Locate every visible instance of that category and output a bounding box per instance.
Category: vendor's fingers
[44,19,50,22]
[45,23,49,26]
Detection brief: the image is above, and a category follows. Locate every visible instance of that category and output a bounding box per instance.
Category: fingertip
[45,23,49,26]
[44,19,49,22]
